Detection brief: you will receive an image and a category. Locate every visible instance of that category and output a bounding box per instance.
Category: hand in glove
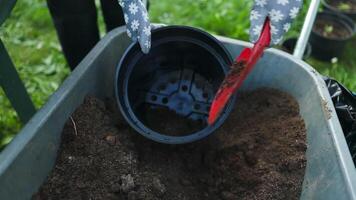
[249,0,303,45]
[118,0,151,53]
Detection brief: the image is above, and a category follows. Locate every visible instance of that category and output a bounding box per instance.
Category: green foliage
[150,0,253,40]
[0,0,355,149]
[307,38,356,91]
[0,0,69,148]
[324,25,334,34]
[149,0,356,91]
[338,3,352,11]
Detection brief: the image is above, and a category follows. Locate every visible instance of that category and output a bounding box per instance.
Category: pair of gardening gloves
[118,0,303,54]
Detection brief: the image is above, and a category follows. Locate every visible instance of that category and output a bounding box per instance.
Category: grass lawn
[0,0,355,148]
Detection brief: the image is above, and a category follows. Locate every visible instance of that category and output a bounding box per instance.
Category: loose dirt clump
[33,88,307,200]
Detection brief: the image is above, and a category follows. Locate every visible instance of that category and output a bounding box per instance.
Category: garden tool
[208,18,271,125]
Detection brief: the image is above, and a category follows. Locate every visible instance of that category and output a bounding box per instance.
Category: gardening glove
[118,0,151,53]
[250,0,303,45]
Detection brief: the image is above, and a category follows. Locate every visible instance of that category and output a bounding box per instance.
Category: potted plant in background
[322,0,356,21]
[309,11,355,61]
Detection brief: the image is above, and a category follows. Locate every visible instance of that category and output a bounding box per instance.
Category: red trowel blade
[207,50,251,125]
[208,19,271,125]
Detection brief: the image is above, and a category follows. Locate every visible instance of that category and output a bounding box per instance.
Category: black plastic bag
[324,77,356,164]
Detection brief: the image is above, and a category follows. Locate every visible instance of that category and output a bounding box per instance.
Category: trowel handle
[235,18,271,63]
[232,18,271,90]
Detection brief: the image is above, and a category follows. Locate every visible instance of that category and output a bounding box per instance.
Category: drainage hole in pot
[182,85,188,92]
[203,92,209,99]
[162,97,169,104]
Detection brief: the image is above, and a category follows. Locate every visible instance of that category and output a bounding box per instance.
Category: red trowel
[208,18,272,125]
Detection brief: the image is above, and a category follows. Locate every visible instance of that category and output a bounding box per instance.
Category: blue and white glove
[250,0,303,45]
[118,0,151,53]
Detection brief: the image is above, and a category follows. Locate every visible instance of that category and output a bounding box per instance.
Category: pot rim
[322,0,356,15]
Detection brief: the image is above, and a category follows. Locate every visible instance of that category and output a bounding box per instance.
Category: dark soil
[143,106,206,136]
[33,88,307,200]
[313,18,353,39]
[220,61,246,89]
[212,61,246,117]
[327,0,356,12]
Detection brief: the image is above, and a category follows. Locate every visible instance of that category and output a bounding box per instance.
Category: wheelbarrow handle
[293,0,321,59]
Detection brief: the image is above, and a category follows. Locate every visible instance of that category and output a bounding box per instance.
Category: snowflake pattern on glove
[118,0,151,53]
[250,0,303,45]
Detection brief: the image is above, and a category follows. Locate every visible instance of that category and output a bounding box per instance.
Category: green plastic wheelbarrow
[0,26,355,199]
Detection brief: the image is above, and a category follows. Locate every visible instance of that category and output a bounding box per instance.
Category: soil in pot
[143,106,206,136]
[310,12,355,60]
[33,88,307,200]
[326,0,356,13]
[313,18,353,39]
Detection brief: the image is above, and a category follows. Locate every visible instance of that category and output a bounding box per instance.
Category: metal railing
[0,0,36,123]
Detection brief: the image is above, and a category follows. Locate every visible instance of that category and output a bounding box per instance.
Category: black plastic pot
[281,38,312,60]
[322,0,356,21]
[115,26,236,144]
[309,12,355,61]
